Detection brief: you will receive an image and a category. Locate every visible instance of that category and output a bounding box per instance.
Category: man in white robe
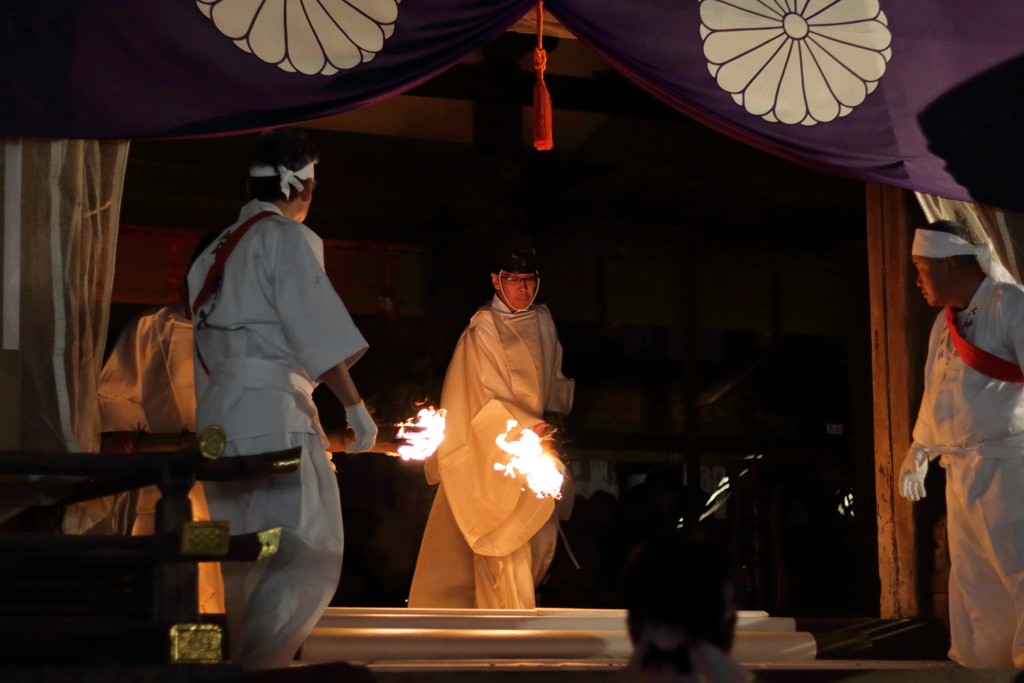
[903,220,1024,667]
[99,295,224,613]
[409,237,574,609]
[187,130,377,670]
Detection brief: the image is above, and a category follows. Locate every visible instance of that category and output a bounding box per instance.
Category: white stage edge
[362,659,959,673]
[300,608,813,665]
[315,607,796,632]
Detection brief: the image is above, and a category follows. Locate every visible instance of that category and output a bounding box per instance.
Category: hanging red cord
[533,2,553,151]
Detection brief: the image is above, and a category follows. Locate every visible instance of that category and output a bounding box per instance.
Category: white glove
[345,400,378,453]
[899,445,930,502]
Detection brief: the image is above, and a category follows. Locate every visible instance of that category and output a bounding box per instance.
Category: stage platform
[299,607,951,675]
[301,607,812,665]
[364,660,1007,683]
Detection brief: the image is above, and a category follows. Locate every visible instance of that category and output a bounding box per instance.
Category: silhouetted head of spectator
[645,468,685,518]
[625,533,744,682]
[623,481,654,524]
[564,493,590,529]
[587,490,619,529]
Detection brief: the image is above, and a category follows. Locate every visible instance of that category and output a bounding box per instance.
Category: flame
[395,407,446,461]
[494,420,564,499]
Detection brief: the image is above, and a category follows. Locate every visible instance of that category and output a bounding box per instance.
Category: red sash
[192,210,275,313]
[192,210,275,374]
[945,306,1024,382]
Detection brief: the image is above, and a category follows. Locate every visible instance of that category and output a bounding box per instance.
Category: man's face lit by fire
[913,255,957,307]
[491,270,538,312]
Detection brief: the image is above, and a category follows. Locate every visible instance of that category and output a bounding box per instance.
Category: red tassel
[533,2,553,151]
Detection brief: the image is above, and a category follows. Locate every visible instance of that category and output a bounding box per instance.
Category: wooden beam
[405,63,686,122]
[866,182,920,618]
[508,9,577,39]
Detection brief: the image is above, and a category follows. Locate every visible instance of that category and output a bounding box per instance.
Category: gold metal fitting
[257,527,282,561]
[180,520,231,556]
[268,455,301,475]
[170,623,223,663]
[197,425,226,460]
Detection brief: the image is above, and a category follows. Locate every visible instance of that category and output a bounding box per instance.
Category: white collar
[959,276,995,316]
[490,293,534,315]
[238,198,283,222]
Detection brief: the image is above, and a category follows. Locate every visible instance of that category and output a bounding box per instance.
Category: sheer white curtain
[0,137,129,532]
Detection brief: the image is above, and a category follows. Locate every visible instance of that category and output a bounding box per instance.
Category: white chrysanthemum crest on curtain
[197,0,400,76]
[699,0,892,126]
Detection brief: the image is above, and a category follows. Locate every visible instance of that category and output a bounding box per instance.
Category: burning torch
[494,420,565,499]
[103,407,447,460]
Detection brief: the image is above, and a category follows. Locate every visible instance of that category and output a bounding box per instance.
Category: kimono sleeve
[537,307,573,415]
[911,312,946,448]
[1000,285,1024,378]
[98,311,153,431]
[269,226,367,380]
[547,338,574,415]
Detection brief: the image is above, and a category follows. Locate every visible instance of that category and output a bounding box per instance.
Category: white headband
[249,162,315,200]
[912,229,1016,284]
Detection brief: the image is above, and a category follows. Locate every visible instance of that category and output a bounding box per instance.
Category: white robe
[100,303,196,434]
[98,303,224,614]
[408,295,574,609]
[912,276,1024,667]
[188,199,367,670]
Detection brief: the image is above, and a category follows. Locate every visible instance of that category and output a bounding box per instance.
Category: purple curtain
[0,0,533,138]
[4,0,1024,207]
[547,0,1024,209]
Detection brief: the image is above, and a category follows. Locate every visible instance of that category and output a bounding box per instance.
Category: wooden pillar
[841,236,881,616]
[866,182,930,618]
[680,245,701,530]
[0,141,21,452]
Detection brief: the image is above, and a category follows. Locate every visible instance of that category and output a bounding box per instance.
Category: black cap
[496,232,538,275]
